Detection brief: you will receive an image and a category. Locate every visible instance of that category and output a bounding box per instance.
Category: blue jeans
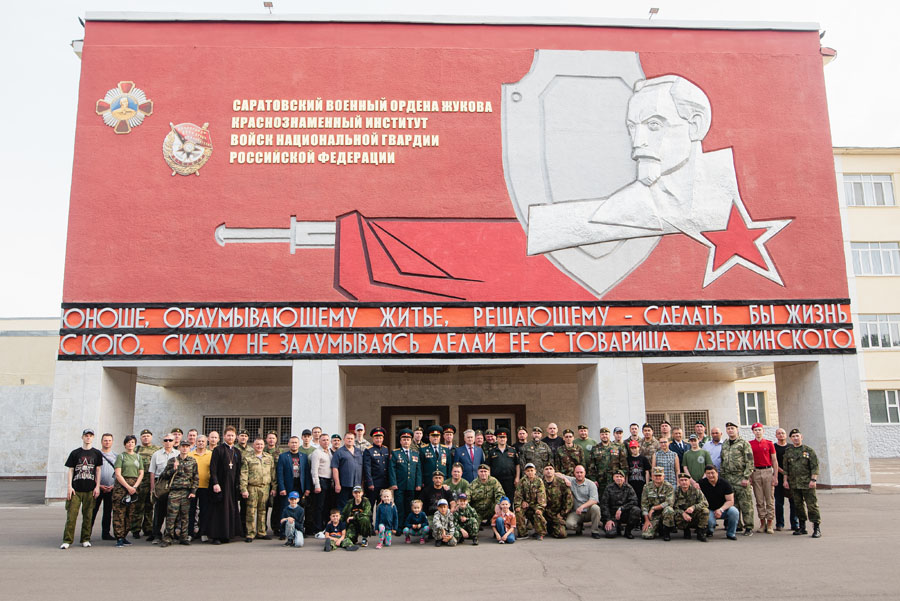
[495,516,516,543]
[707,506,739,538]
[775,485,799,529]
[283,519,304,547]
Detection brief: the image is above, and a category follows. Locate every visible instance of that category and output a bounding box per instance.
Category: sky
[1,0,897,317]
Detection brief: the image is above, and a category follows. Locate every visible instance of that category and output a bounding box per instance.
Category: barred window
[844,174,895,206]
[645,410,710,434]
[203,415,292,444]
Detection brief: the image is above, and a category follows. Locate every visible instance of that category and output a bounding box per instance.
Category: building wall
[644,380,740,430]
[0,318,58,477]
[835,149,900,457]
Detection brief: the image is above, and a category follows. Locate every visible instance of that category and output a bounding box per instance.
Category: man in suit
[453,429,484,482]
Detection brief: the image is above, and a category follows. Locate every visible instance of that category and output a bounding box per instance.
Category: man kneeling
[601,470,641,539]
[673,473,709,541]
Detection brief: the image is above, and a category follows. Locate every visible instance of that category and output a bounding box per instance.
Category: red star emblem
[697,199,791,287]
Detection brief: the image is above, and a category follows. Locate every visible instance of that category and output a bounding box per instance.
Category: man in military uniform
[419,425,451,480]
[612,427,628,458]
[442,424,457,455]
[131,429,159,538]
[673,472,709,541]
[641,466,675,540]
[411,426,425,452]
[695,421,711,446]
[468,464,504,525]
[600,470,641,539]
[236,428,253,536]
[264,430,284,538]
[483,429,498,456]
[639,424,660,462]
[240,437,276,542]
[159,440,198,547]
[574,424,597,455]
[783,428,821,538]
[541,464,573,538]
[589,427,625,493]
[514,463,547,540]
[555,429,584,476]
[520,427,553,474]
[486,428,519,500]
[388,428,421,520]
[363,427,390,506]
[721,421,755,536]
[514,426,529,456]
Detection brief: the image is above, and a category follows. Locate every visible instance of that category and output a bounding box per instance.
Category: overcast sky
[1,0,896,317]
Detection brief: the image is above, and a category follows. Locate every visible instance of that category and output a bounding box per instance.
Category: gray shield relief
[502,50,660,298]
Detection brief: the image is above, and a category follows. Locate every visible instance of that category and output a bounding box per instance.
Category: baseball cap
[355,423,365,431]
[82,428,95,436]
[524,462,536,470]
[288,491,300,499]
[613,427,624,433]
[688,433,698,440]
[352,485,363,493]
[628,440,639,448]
[437,499,449,506]
[301,429,312,436]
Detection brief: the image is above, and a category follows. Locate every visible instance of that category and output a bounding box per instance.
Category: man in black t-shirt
[420,471,454,534]
[699,464,739,540]
[61,429,104,549]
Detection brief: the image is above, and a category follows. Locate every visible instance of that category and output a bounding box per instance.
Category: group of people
[60,418,822,550]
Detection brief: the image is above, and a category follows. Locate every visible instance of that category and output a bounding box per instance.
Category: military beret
[301,429,312,436]
[660,420,671,426]
[331,434,342,440]
[613,427,623,433]
[485,429,495,435]
[238,429,249,436]
[171,428,184,434]
[577,424,589,430]
[179,439,191,447]
[443,424,457,434]
[789,428,801,436]
[352,485,363,493]
[562,428,574,435]
[628,440,640,448]
[642,423,652,429]
[432,470,445,478]
[751,422,764,430]
[474,429,483,436]
[695,420,706,426]
[652,466,665,475]
[614,470,626,477]
[414,426,424,432]
[524,462,536,470]
[478,463,490,470]
[140,429,152,436]
[532,426,543,433]
[517,425,528,432]
[370,427,385,436]
[599,427,610,434]
[725,421,738,428]
[398,428,413,438]
[267,430,279,436]
[678,472,690,479]
[496,428,510,437]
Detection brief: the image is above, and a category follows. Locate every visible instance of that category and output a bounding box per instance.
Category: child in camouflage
[374,489,399,549]
[403,499,430,544]
[452,493,480,545]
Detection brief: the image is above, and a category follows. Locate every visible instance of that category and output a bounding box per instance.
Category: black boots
[793,521,808,535]
[683,528,692,539]
[661,526,671,541]
[811,523,821,538]
[696,528,707,542]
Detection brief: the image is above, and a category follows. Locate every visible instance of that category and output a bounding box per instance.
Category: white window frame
[868,390,900,424]
[844,174,895,206]
[738,391,766,426]
[850,242,900,276]
[858,314,900,349]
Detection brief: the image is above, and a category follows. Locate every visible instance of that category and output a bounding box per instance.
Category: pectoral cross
[229,461,233,469]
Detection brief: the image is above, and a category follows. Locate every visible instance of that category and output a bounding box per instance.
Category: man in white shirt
[309,433,334,536]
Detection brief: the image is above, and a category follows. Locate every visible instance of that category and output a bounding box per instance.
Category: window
[858,314,900,349]
[868,390,900,424]
[203,415,292,444]
[851,242,900,275]
[844,174,895,206]
[645,410,709,434]
[738,392,767,426]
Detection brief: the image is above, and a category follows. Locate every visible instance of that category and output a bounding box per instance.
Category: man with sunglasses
[147,433,179,542]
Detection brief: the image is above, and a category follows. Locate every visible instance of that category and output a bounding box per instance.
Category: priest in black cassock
[208,426,243,543]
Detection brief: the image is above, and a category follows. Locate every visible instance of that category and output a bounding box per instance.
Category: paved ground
[2,462,899,599]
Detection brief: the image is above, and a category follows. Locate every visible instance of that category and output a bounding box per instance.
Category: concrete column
[291,360,345,436]
[578,358,645,432]
[774,355,870,488]
[45,363,136,500]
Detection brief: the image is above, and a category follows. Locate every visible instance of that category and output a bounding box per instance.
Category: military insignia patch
[163,122,213,176]
[95,81,153,134]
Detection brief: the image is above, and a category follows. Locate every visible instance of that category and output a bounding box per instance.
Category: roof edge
[83,12,820,32]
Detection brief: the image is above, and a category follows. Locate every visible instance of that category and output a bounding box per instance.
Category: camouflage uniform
[514,476,547,536]
[600,482,642,534]
[639,437,660,462]
[468,476,504,524]
[783,445,820,525]
[672,485,710,531]
[519,441,553,474]
[555,444,584,477]
[131,443,159,535]
[640,481,675,539]
[240,452,276,539]
[721,436,755,530]
[160,455,199,543]
[432,509,457,545]
[589,441,625,492]
[453,504,481,542]
[340,497,372,543]
[542,475,574,538]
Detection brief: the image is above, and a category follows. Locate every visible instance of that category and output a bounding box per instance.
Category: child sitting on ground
[324,508,359,552]
[280,491,305,547]
[491,497,517,544]
[432,499,456,547]
[452,492,480,545]
[340,485,373,547]
[373,488,399,549]
[403,499,430,544]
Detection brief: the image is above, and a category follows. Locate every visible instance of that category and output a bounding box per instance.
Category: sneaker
[346,544,359,551]
[419,537,425,545]
[405,535,411,544]
[775,525,783,531]
[435,540,441,547]
[743,528,754,537]
[151,538,159,545]
[116,539,125,548]
[245,537,253,543]
[375,542,383,549]
[324,544,332,552]
[146,535,155,543]
[201,535,208,542]
[159,541,170,548]
[498,539,505,544]
[314,531,326,540]
[179,539,190,546]
[132,532,141,540]
[727,534,737,540]
[60,543,70,549]
[81,541,92,548]
[284,540,293,547]
[122,538,132,546]
[360,538,368,547]
[534,534,544,541]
